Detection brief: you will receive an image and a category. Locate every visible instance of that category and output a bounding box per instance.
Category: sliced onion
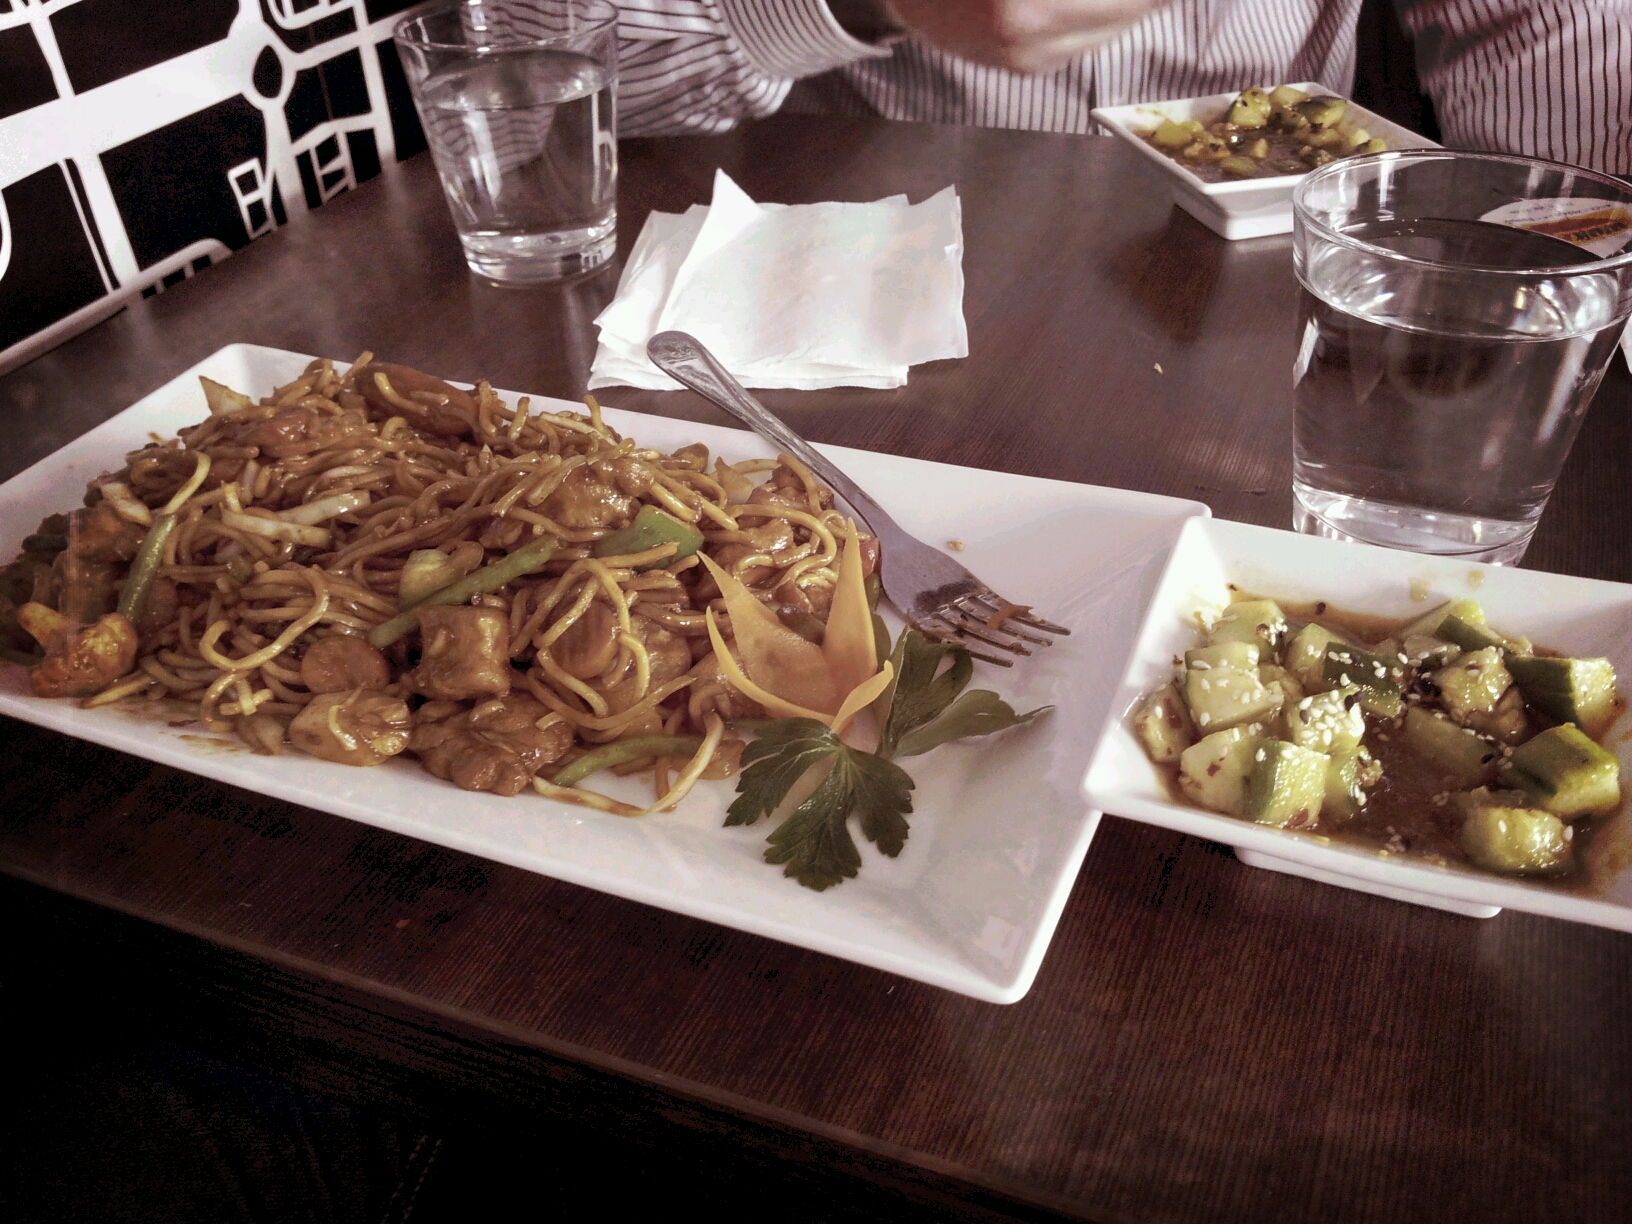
[220,509,331,547]
[281,490,371,526]
[99,481,152,526]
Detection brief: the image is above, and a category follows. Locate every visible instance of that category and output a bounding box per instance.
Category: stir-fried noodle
[1,356,873,812]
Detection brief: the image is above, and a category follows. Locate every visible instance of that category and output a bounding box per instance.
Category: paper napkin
[589,170,967,390]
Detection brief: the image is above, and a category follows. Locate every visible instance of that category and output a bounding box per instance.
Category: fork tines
[922,592,1071,667]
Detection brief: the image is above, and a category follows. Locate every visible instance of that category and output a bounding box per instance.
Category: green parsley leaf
[875,628,1052,759]
[727,719,915,891]
[893,688,1051,758]
[725,718,834,828]
[876,629,971,758]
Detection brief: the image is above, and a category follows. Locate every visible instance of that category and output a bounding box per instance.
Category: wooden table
[3,115,1629,1223]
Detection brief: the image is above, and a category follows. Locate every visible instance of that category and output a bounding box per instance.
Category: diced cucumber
[1151,119,1193,149]
[1402,706,1498,788]
[1209,599,1287,652]
[1322,644,1405,718]
[1244,740,1326,829]
[1268,85,1309,108]
[1283,687,1364,755]
[1323,749,1368,822]
[1296,96,1348,128]
[1507,724,1621,818]
[1431,647,1512,720]
[1187,642,1260,670]
[1507,656,1619,738]
[1185,643,1281,731]
[1396,597,1485,641]
[1460,685,1530,746]
[1460,804,1572,876]
[1178,727,1260,816]
[1451,786,1531,820]
[1132,683,1195,764]
[1260,663,1305,709]
[1228,88,1272,128]
[1287,623,1343,691]
[1434,613,1528,659]
[1398,634,1460,669]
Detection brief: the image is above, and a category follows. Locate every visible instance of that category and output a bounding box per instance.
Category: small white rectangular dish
[1083,517,1632,928]
[0,343,1209,1003]
[1092,84,1440,239]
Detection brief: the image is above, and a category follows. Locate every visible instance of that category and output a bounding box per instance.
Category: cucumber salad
[1132,594,1623,877]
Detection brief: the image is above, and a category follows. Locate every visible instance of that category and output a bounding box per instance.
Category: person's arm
[615,1,893,136]
[1397,0,1632,175]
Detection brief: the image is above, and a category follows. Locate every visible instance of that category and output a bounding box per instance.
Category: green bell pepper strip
[116,514,178,622]
[592,505,703,569]
[368,534,558,648]
[548,735,706,788]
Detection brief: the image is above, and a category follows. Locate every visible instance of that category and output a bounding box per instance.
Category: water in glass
[1293,218,1624,563]
[420,48,616,281]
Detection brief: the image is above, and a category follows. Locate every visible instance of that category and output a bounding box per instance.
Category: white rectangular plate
[0,344,1208,1003]
[1093,84,1440,239]
[1083,517,1632,928]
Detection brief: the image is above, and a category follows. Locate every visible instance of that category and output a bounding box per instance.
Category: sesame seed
[1255,748,1266,762]
[1199,712,1211,725]
[1565,827,1574,841]
[1191,660,1212,670]
[1299,697,1313,710]
[1498,819,1508,834]
[1199,679,1211,691]
[1340,673,1352,685]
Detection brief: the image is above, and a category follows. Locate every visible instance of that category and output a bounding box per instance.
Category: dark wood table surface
[3,115,1629,1223]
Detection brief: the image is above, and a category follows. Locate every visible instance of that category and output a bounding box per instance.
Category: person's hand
[882,0,1163,72]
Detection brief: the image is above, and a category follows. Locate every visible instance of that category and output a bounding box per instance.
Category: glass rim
[393,0,618,52]
[1292,148,1632,277]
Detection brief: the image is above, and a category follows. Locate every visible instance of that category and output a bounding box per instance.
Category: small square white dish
[1092,84,1440,239]
[0,343,1209,1003]
[1083,517,1632,928]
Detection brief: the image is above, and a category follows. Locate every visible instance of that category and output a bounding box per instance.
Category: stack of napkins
[589,171,967,390]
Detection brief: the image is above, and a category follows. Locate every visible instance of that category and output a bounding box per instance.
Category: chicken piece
[301,634,392,693]
[132,577,178,646]
[599,456,656,500]
[686,650,765,721]
[225,404,369,458]
[541,466,635,531]
[408,606,512,700]
[289,689,412,766]
[74,501,147,564]
[601,613,691,713]
[550,599,619,680]
[711,519,796,587]
[410,694,574,796]
[354,363,477,438]
[773,577,833,623]
[17,604,138,698]
[746,463,833,512]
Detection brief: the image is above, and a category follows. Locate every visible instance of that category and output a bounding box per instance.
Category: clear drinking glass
[395,0,618,283]
[1290,151,1632,563]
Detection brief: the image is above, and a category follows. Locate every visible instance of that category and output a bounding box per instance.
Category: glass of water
[395,0,618,283]
[1290,151,1632,564]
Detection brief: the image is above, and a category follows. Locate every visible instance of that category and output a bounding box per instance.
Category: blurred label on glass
[1480,199,1632,259]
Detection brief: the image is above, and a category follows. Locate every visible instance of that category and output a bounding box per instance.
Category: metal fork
[646,331,1069,666]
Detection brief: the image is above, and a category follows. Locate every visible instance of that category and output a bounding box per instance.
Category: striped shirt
[615,0,1632,175]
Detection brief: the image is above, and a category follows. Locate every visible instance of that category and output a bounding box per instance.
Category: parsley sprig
[726,628,1051,890]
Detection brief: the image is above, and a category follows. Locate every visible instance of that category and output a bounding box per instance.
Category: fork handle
[646,330,911,544]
